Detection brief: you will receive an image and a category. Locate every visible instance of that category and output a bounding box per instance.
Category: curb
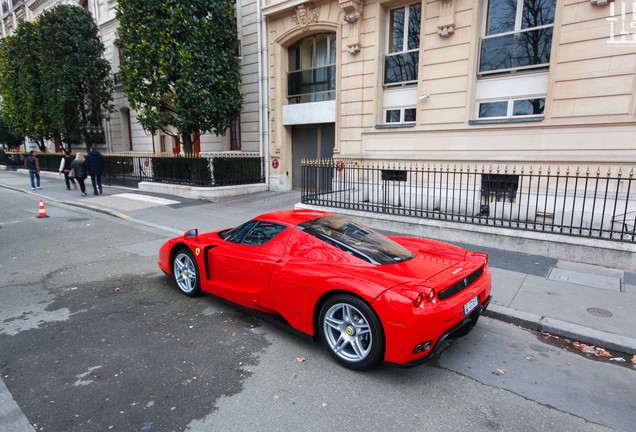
[484,304,636,354]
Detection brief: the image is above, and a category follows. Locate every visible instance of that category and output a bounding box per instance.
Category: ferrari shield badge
[195,248,200,256]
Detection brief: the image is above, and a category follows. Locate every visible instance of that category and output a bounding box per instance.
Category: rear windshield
[297,216,415,265]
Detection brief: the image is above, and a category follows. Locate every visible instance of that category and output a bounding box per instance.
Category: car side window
[224,220,258,243]
[241,222,287,246]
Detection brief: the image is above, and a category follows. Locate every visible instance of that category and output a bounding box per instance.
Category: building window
[385,107,416,124]
[479,0,556,74]
[287,33,336,104]
[230,117,241,150]
[384,3,421,86]
[477,97,545,119]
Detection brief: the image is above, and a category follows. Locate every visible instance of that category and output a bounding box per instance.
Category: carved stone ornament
[340,0,362,23]
[291,3,320,32]
[340,0,363,54]
[590,0,614,5]
[437,0,456,37]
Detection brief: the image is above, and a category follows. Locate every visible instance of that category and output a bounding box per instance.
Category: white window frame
[384,106,417,124]
[384,2,420,87]
[473,70,548,121]
[479,0,555,75]
[476,96,546,120]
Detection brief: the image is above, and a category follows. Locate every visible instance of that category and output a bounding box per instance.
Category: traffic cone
[36,199,49,218]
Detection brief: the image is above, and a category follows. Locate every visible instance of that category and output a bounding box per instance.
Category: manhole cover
[587,307,613,318]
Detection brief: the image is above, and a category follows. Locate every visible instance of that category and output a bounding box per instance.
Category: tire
[319,294,384,371]
[172,248,201,297]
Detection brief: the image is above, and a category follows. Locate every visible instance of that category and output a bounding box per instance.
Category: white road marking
[73,366,103,387]
[113,193,180,206]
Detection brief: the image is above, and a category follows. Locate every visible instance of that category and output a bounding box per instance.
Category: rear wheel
[319,294,384,370]
[172,248,201,297]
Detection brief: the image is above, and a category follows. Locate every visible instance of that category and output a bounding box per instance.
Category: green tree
[0,22,50,151]
[116,0,243,153]
[0,5,113,152]
[38,5,114,151]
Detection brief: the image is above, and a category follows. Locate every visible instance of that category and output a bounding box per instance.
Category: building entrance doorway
[292,124,335,190]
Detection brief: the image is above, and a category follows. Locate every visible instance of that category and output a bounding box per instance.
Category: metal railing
[1,151,265,187]
[301,160,636,243]
[287,65,336,104]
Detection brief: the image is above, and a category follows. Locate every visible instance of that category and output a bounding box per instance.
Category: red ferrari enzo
[158,209,491,370]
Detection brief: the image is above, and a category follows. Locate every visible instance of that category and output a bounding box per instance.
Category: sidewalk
[1,167,635,355]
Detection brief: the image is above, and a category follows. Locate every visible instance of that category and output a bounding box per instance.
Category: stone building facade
[263,0,636,190]
[90,0,264,155]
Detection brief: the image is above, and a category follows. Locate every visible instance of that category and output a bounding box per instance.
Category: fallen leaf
[495,368,505,375]
[296,357,306,363]
[572,341,613,357]
[541,331,560,340]
[631,355,636,366]
[595,348,612,358]
[573,342,596,354]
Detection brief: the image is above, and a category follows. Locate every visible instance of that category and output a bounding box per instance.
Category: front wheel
[172,248,201,297]
[319,295,384,371]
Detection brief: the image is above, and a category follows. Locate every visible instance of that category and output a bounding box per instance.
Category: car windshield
[297,216,415,265]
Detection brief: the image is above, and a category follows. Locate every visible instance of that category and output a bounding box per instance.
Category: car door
[208,221,290,310]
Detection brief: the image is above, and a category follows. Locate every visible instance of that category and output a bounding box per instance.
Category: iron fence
[301,160,636,244]
[1,151,265,187]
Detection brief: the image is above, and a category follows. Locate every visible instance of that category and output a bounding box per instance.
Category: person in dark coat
[85,146,105,195]
[24,150,41,190]
[58,150,77,190]
[69,152,89,196]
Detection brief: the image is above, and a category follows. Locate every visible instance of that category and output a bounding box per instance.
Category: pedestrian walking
[69,152,88,196]
[24,150,41,190]
[58,150,78,190]
[86,146,104,195]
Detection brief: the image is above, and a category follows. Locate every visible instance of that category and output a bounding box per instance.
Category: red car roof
[253,209,336,226]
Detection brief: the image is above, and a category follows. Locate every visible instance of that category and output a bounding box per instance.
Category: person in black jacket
[85,146,104,195]
[69,152,89,196]
[58,150,77,190]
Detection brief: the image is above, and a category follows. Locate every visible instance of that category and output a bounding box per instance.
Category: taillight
[427,289,436,302]
[401,287,436,307]
[413,293,423,307]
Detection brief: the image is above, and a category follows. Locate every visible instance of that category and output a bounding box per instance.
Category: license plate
[463,296,479,315]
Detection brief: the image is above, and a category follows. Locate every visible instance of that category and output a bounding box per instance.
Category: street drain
[587,307,613,318]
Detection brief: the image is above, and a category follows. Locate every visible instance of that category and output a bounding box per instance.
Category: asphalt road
[1,187,634,432]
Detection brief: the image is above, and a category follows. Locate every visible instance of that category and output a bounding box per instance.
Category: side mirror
[184,229,198,238]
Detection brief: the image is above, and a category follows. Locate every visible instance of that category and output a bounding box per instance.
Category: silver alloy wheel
[322,302,373,362]
[173,251,197,293]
